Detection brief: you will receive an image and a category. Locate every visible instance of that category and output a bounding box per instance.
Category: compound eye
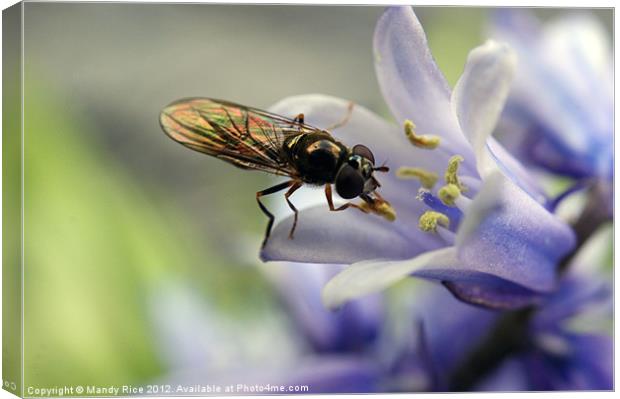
[352,144,375,164]
[335,164,365,199]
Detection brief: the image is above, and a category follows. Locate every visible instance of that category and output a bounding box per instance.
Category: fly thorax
[288,135,347,184]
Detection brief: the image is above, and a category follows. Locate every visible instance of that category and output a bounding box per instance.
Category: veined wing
[159,97,321,176]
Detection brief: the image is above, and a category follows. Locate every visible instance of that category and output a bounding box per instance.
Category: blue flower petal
[411,268,545,310]
[532,272,611,331]
[451,40,516,175]
[561,334,613,390]
[491,10,613,182]
[411,282,498,381]
[261,204,443,265]
[414,172,575,309]
[450,39,547,204]
[456,172,575,294]
[487,138,548,206]
[441,278,543,310]
[373,6,473,156]
[262,262,383,353]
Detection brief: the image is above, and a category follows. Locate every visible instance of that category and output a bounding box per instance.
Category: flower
[261,262,383,354]
[398,255,612,391]
[260,6,575,310]
[255,263,384,393]
[489,9,613,212]
[258,262,410,393]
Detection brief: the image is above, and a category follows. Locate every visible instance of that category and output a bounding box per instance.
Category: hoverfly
[159,98,394,248]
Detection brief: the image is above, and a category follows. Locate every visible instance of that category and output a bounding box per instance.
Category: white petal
[261,204,435,265]
[321,247,457,309]
[451,40,516,178]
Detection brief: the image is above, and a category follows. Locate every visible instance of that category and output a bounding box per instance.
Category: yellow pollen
[445,155,467,192]
[360,199,396,222]
[418,211,450,232]
[396,167,439,189]
[438,183,461,206]
[404,120,441,149]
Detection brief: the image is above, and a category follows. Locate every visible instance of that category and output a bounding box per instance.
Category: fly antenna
[374,162,389,173]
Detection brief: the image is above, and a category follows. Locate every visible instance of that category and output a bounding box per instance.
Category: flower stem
[558,182,612,273]
[447,307,534,391]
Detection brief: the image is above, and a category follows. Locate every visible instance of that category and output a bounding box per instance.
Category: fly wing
[159,97,320,176]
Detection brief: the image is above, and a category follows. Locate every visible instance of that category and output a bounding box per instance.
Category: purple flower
[261,7,575,310]
[262,262,383,354]
[258,262,393,393]
[490,9,613,211]
[401,260,612,391]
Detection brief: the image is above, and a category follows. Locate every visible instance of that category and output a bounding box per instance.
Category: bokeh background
[10,3,612,392]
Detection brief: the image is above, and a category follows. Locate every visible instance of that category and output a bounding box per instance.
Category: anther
[396,167,439,189]
[404,120,440,150]
[445,155,467,192]
[438,183,461,206]
[418,211,450,232]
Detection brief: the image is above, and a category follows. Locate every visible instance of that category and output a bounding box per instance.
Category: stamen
[404,120,440,150]
[445,155,467,192]
[396,167,439,189]
[438,183,461,206]
[454,195,472,213]
[418,211,450,232]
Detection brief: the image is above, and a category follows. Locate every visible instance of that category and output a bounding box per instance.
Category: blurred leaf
[419,8,486,87]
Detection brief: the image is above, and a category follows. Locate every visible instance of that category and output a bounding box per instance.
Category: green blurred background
[9,3,612,391]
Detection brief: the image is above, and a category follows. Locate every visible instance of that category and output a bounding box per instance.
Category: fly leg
[326,101,354,131]
[289,113,305,131]
[324,184,369,213]
[257,180,296,248]
[284,181,303,239]
[293,113,305,125]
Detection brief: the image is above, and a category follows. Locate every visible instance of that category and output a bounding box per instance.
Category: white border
[0,2,616,399]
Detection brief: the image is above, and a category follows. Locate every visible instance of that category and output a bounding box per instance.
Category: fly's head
[335,144,390,198]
